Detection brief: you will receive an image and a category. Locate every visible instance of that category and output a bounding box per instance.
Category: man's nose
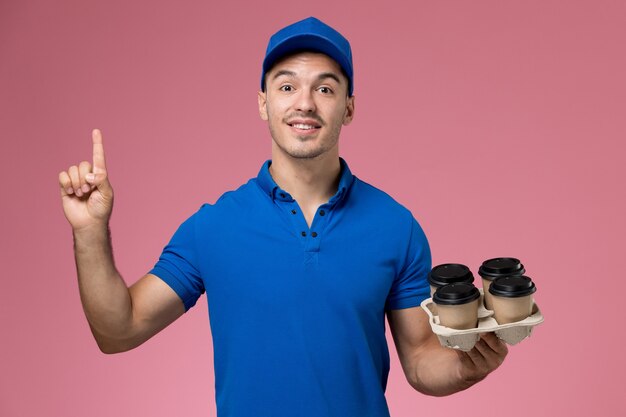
[295,89,316,113]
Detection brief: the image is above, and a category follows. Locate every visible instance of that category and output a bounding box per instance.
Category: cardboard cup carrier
[422,274,543,351]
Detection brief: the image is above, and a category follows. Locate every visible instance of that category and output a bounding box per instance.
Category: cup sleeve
[149,212,205,311]
[385,215,431,311]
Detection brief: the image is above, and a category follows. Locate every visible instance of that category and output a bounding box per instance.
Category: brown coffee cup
[433,283,481,329]
[428,263,475,297]
[478,257,525,310]
[489,275,537,324]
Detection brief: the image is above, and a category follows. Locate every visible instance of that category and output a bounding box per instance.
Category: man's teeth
[292,123,317,130]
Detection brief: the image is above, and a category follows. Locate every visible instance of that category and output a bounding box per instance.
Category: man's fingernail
[66,188,74,195]
[81,184,90,193]
[86,173,95,182]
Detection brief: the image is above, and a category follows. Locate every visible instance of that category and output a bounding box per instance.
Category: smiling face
[258,52,355,161]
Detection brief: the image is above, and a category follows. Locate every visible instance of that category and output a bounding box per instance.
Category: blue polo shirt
[150,158,431,417]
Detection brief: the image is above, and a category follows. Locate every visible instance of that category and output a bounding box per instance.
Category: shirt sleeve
[385,215,432,311]
[149,210,205,311]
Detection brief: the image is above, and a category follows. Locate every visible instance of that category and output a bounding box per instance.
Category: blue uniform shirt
[150,158,431,417]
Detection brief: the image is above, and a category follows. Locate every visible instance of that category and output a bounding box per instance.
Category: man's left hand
[455,332,509,384]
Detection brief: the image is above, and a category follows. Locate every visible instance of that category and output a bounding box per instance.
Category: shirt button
[301,231,307,237]
[291,209,297,215]
[319,210,325,216]
[311,232,318,238]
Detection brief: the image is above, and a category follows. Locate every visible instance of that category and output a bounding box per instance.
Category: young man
[59,16,507,417]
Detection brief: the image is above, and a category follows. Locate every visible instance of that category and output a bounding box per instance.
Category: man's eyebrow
[272,70,297,80]
[271,70,343,84]
[316,72,342,84]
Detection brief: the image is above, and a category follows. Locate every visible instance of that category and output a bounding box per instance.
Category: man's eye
[318,87,333,94]
[279,85,293,92]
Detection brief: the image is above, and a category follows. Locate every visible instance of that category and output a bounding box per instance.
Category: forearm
[389,307,507,397]
[73,224,133,347]
[61,130,176,353]
[409,342,477,396]
[408,333,506,396]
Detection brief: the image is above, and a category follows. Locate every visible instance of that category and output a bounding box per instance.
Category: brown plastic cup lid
[489,276,537,298]
[478,257,525,281]
[428,263,474,288]
[433,283,480,305]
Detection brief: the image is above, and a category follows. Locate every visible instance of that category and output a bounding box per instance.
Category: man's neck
[269,151,341,209]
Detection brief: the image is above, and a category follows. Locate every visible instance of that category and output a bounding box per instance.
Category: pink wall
[1,0,624,416]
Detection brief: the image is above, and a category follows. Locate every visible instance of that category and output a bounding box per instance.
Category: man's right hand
[59,129,185,353]
[59,129,114,231]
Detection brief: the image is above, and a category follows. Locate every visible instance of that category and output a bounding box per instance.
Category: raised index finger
[92,128,107,174]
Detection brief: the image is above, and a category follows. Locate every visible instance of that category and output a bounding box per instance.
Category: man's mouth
[289,123,320,130]
[286,117,323,130]
[286,118,323,135]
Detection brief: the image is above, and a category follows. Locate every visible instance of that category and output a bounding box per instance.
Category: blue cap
[261,17,354,96]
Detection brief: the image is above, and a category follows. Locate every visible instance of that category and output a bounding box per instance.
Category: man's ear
[258,91,268,121]
[342,95,355,125]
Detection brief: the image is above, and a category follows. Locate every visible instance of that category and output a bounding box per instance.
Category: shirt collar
[256,157,355,203]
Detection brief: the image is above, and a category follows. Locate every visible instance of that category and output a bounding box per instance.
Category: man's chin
[286,151,324,160]
[282,145,328,160]
[271,136,337,160]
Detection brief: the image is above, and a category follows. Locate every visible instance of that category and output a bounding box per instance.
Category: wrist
[72,222,111,249]
[73,220,109,235]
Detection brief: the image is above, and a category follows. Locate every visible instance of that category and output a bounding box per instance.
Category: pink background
[1,0,625,416]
